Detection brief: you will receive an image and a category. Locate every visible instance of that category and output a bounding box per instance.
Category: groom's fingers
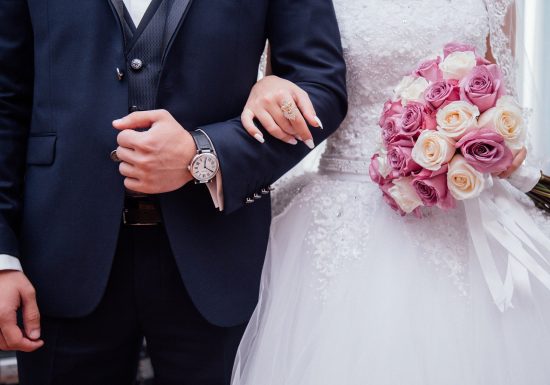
[0,331,7,350]
[119,162,141,179]
[117,129,145,150]
[20,285,41,341]
[1,323,43,352]
[113,109,169,131]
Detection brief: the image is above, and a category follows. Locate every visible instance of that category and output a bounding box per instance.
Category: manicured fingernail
[305,139,315,149]
[30,329,40,340]
[296,135,303,141]
[254,133,265,143]
[314,116,324,129]
[113,119,123,125]
[287,138,298,145]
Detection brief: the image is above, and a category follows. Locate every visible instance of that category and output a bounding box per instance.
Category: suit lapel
[162,0,194,62]
[108,0,130,48]
[108,0,124,25]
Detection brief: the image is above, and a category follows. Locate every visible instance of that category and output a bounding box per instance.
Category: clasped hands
[113,109,197,194]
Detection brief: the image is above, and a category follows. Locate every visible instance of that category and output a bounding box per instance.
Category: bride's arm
[241,45,321,148]
[241,75,320,148]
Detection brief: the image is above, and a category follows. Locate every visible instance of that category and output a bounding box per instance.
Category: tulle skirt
[232,172,550,385]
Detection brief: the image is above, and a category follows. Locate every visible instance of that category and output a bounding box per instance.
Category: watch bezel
[189,152,219,183]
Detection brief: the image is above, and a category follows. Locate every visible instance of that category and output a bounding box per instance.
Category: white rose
[411,130,456,171]
[439,51,476,80]
[478,95,526,150]
[378,148,392,178]
[447,155,490,200]
[393,75,429,104]
[436,101,480,139]
[388,177,423,214]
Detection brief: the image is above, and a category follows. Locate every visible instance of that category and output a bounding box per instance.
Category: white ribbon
[464,179,550,312]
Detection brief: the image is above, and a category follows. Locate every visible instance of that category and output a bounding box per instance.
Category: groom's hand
[113,110,196,194]
[0,271,43,352]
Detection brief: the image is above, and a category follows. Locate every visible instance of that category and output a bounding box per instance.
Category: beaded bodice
[319,0,490,175]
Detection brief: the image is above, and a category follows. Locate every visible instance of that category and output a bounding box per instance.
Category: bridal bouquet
[370,42,527,216]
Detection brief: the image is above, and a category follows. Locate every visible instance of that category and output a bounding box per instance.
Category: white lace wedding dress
[232,1,550,384]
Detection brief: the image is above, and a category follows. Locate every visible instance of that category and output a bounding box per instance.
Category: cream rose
[393,75,429,105]
[388,177,423,213]
[439,51,476,80]
[411,130,456,171]
[447,155,489,200]
[436,101,480,139]
[478,95,526,150]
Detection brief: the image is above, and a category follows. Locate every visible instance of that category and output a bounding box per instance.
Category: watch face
[191,153,219,182]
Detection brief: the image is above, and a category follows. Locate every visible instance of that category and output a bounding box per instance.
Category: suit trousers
[17,224,247,385]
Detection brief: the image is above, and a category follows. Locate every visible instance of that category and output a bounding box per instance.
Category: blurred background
[519,0,549,163]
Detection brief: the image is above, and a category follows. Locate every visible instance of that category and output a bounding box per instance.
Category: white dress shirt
[0,0,224,272]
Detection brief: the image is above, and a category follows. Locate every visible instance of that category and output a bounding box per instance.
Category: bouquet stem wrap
[527,174,550,213]
[465,179,550,312]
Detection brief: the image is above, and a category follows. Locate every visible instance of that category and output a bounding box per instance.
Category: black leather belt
[123,195,162,226]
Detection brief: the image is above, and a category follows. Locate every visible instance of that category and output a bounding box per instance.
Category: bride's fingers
[256,110,298,145]
[241,108,265,143]
[293,87,323,129]
[265,100,297,139]
[274,93,314,149]
[499,147,527,179]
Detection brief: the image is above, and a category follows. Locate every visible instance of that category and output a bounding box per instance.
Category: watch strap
[190,130,214,154]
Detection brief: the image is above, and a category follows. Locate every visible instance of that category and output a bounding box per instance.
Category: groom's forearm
[200,0,347,214]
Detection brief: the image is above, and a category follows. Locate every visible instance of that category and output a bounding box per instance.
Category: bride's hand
[241,75,322,149]
[498,147,528,179]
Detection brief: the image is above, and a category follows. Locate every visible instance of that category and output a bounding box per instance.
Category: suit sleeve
[0,0,34,257]
[199,0,347,214]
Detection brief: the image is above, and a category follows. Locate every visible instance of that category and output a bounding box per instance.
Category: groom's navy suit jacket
[0,0,347,327]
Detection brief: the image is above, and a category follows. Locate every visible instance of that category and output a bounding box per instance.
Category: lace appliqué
[287,178,379,301]
[403,207,471,297]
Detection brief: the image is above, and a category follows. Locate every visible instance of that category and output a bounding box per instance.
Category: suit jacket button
[261,188,270,195]
[129,105,141,113]
[253,193,262,200]
[245,197,255,204]
[130,58,144,71]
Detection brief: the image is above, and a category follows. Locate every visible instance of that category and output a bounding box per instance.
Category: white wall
[520,0,549,159]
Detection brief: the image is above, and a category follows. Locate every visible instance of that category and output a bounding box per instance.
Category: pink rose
[380,182,406,216]
[387,137,421,177]
[460,65,505,113]
[456,128,513,173]
[412,166,456,209]
[379,99,404,127]
[400,102,436,138]
[414,57,443,82]
[382,116,402,145]
[424,79,460,109]
[443,42,490,65]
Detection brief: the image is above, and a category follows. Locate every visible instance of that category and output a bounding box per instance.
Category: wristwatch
[188,129,219,184]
